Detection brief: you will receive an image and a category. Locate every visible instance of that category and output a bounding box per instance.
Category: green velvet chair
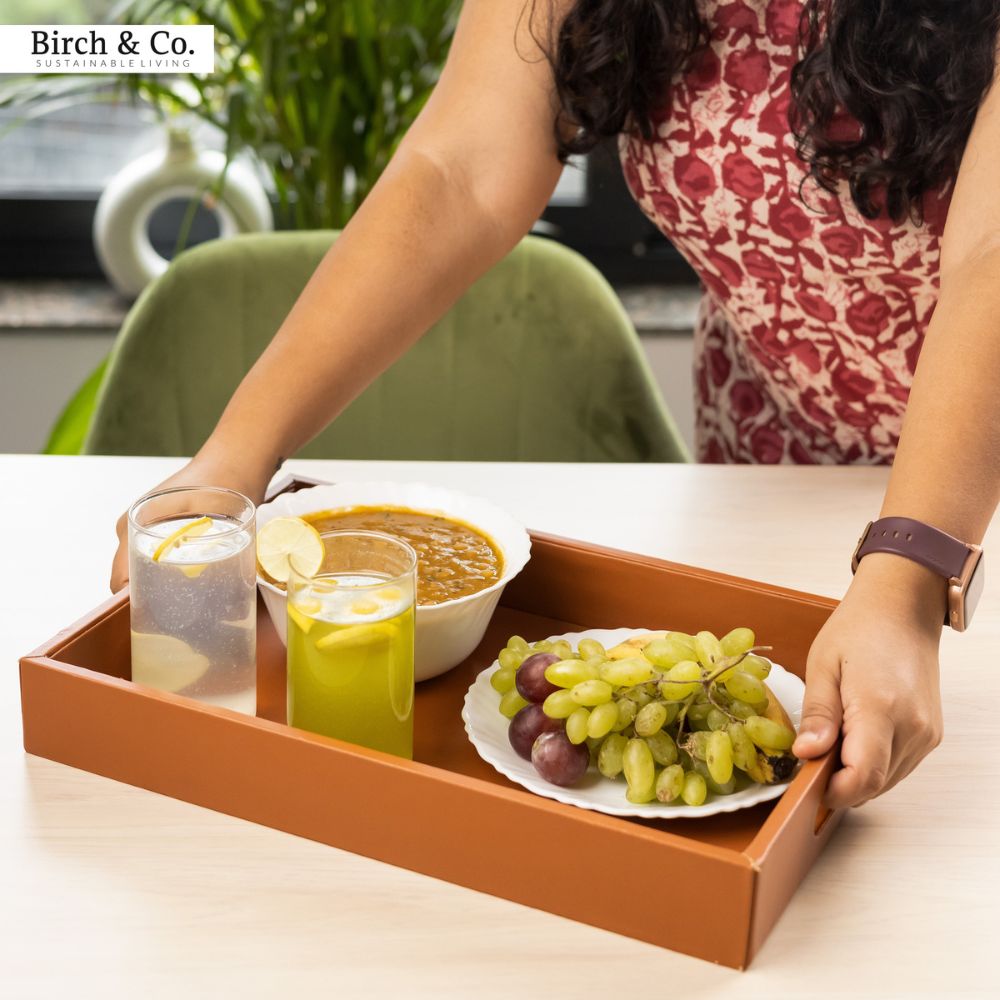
[70,232,688,462]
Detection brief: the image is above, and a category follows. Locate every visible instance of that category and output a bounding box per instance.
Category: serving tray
[19,475,842,968]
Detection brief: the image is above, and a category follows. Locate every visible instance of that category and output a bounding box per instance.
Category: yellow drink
[286,551,416,758]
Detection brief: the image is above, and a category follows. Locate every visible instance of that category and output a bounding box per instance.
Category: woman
[111,0,1000,809]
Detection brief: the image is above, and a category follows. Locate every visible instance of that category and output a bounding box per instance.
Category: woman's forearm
[201,145,559,481]
[882,249,1000,540]
[862,248,1000,618]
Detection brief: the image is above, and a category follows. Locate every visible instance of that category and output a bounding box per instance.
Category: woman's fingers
[793,649,843,759]
[109,513,129,592]
[824,709,895,809]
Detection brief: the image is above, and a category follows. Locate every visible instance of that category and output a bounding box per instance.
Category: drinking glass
[128,486,257,714]
[286,530,417,757]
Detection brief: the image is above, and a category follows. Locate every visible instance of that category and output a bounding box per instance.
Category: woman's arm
[794,70,1000,808]
[110,0,569,588]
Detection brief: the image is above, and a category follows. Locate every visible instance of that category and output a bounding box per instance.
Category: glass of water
[128,486,257,714]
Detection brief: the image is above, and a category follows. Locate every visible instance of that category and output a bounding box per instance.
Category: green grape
[506,635,529,655]
[661,701,679,726]
[570,679,614,706]
[545,658,600,688]
[681,770,708,806]
[490,666,516,694]
[686,701,712,724]
[598,733,628,778]
[707,707,729,731]
[551,639,574,660]
[542,688,579,719]
[686,730,710,761]
[658,660,703,701]
[740,653,771,680]
[612,697,638,731]
[566,707,591,745]
[599,657,656,687]
[720,627,756,658]
[645,730,678,766]
[624,686,653,707]
[498,647,524,672]
[727,722,756,771]
[587,701,619,739]
[643,636,694,669]
[499,689,529,718]
[532,640,553,652]
[693,759,736,796]
[577,638,607,661]
[656,764,685,802]
[706,730,734,784]
[623,738,655,793]
[626,779,657,804]
[665,631,697,651]
[724,671,766,705]
[694,630,723,668]
[634,701,668,737]
[744,715,796,751]
[727,698,756,720]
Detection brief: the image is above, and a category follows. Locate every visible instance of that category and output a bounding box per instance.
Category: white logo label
[0,25,215,74]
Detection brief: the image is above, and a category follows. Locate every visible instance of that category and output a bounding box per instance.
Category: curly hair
[541,0,1000,222]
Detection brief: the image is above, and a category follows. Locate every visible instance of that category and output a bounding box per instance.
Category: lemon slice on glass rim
[257,516,325,583]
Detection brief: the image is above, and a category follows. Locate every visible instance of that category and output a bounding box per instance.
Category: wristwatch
[851,516,985,631]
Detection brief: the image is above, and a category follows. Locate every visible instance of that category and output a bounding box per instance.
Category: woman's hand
[793,554,944,809]
[109,448,273,592]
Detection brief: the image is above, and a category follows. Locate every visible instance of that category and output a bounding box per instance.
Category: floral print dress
[620,0,950,463]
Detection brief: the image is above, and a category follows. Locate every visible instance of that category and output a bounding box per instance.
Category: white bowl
[256,481,531,681]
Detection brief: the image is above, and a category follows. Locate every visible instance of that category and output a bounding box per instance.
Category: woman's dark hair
[541,0,1000,222]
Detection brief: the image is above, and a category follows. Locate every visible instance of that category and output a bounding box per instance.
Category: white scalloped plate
[462,627,804,819]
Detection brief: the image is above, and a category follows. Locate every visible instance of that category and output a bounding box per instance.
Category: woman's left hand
[792,554,944,809]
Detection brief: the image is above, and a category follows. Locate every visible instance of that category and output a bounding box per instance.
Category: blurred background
[0,0,700,456]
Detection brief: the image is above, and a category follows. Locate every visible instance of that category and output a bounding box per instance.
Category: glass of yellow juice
[286,530,417,758]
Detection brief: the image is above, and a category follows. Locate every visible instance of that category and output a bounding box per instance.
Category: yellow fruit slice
[152,515,213,562]
[315,621,398,651]
[256,516,324,583]
[130,632,211,694]
[288,598,322,635]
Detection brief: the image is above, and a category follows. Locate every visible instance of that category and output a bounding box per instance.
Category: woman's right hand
[109,451,272,592]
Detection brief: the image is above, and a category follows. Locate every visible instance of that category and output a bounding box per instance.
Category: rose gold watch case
[948,544,984,632]
[852,521,984,631]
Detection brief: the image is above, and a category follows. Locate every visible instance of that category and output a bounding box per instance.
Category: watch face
[966,553,986,626]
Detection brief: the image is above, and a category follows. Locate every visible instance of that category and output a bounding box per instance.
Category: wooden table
[2,456,995,998]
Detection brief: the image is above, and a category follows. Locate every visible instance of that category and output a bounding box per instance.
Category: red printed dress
[620,0,950,463]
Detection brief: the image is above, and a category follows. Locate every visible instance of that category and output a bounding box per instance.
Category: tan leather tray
[19,476,842,968]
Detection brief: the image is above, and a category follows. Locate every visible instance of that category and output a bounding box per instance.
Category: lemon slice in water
[152,515,213,562]
[257,516,324,583]
[131,632,211,694]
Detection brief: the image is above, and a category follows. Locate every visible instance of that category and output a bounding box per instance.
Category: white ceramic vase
[93,128,273,298]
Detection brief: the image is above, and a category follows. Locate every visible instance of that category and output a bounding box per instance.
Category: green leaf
[44,358,109,456]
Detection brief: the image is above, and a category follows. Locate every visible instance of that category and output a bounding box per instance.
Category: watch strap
[853,516,971,580]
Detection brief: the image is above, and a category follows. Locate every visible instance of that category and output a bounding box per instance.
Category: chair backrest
[84,232,688,462]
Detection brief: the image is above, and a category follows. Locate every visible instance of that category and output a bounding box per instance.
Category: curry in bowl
[259,505,504,606]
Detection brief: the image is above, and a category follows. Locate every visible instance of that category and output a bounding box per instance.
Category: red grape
[515,652,560,703]
[531,731,590,786]
[508,703,563,760]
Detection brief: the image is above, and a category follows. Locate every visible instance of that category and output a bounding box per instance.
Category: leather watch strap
[853,516,970,580]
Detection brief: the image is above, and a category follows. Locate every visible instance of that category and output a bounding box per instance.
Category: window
[1,2,694,284]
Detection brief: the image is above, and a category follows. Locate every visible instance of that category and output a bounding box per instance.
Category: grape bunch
[490,628,798,805]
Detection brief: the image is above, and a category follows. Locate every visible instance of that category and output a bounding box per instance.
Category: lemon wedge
[131,632,211,693]
[152,516,213,562]
[257,516,324,583]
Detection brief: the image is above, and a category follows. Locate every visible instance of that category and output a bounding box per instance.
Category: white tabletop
[2,456,996,998]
